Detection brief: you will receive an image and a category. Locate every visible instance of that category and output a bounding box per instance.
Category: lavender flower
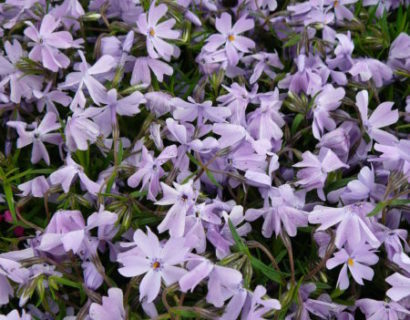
[386,273,410,302]
[117,228,189,302]
[326,244,378,290]
[309,202,381,248]
[137,2,181,61]
[356,90,399,144]
[7,112,62,165]
[203,13,255,66]
[59,51,116,109]
[155,180,197,237]
[49,154,100,194]
[294,148,348,200]
[24,14,74,71]
[356,298,410,320]
[127,145,177,201]
[245,184,308,237]
[89,288,125,320]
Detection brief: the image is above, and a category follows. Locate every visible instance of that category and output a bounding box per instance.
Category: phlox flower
[245,184,308,238]
[89,288,125,320]
[127,145,177,201]
[356,298,410,320]
[65,107,100,151]
[7,112,62,165]
[155,180,198,237]
[309,202,381,248]
[386,272,410,302]
[18,176,50,198]
[326,244,378,290]
[49,154,101,194]
[312,84,345,139]
[203,12,255,66]
[137,2,181,61]
[356,90,399,144]
[94,88,145,136]
[117,228,189,303]
[294,148,348,200]
[0,40,42,103]
[24,14,74,72]
[59,51,116,110]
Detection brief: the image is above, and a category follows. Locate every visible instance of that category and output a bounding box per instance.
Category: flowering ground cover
[0,0,409,319]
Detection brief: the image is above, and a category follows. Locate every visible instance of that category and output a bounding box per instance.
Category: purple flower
[59,51,116,109]
[245,184,308,237]
[0,309,31,319]
[24,14,74,72]
[0,40,42,103]
[242,285,281,319]
[326,244,378,290]
[349,58,393,88]
[117,228,189,303]
[294,148,348,200]
[245,51,283,84]
[386,272,410,302]
[171,96,231,123]
[179,256,243,307]
[49,154,100,194]
[127,145,177,201]
[312,84,345,139]
[94,88,145,136]
[247,89,284,142]
[89,288,125,320]
[317,125,351,163]
[137,3,181,61]
[388,32,410,72]
[144,91,173,117]
[203,13,255,66]
[356,90,399,144]
[218,82,259,125]
[356,298,410,320]
[7,112,62,165]
[65,108,100,151]
[33,82,72,113]
[327,32,354,71]
[0,257,29,306]
[38,210,85,256]
[18,176,50,198]
[373,139,410,176]
[278,55,325,95]
[309,202,381,248]
[155,180,197,237]
[131,56,173,85]
[51,0,85,30]
[207,205,251,259]
[340,166,385,203]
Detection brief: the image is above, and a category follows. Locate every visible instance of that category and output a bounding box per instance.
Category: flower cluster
[0,0,408,319]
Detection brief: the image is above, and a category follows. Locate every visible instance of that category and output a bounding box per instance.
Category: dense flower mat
[0,0,409,319]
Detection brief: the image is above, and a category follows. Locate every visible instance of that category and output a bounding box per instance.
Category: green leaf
[367,199,410,217]
[205,169,222,188]
[283,34,301,48]
[49,276,82,289]
[228,219,250,256]
[367,202,387,217]
[291,113,304,135]
[249,256,282,284]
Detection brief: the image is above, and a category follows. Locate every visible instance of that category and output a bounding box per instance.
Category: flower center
[334,0,339,6]
[151,259,163,271]
[149,28,155,37]
[181,194,189,202]
[228,34,235,42]
[347,258,354,266]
